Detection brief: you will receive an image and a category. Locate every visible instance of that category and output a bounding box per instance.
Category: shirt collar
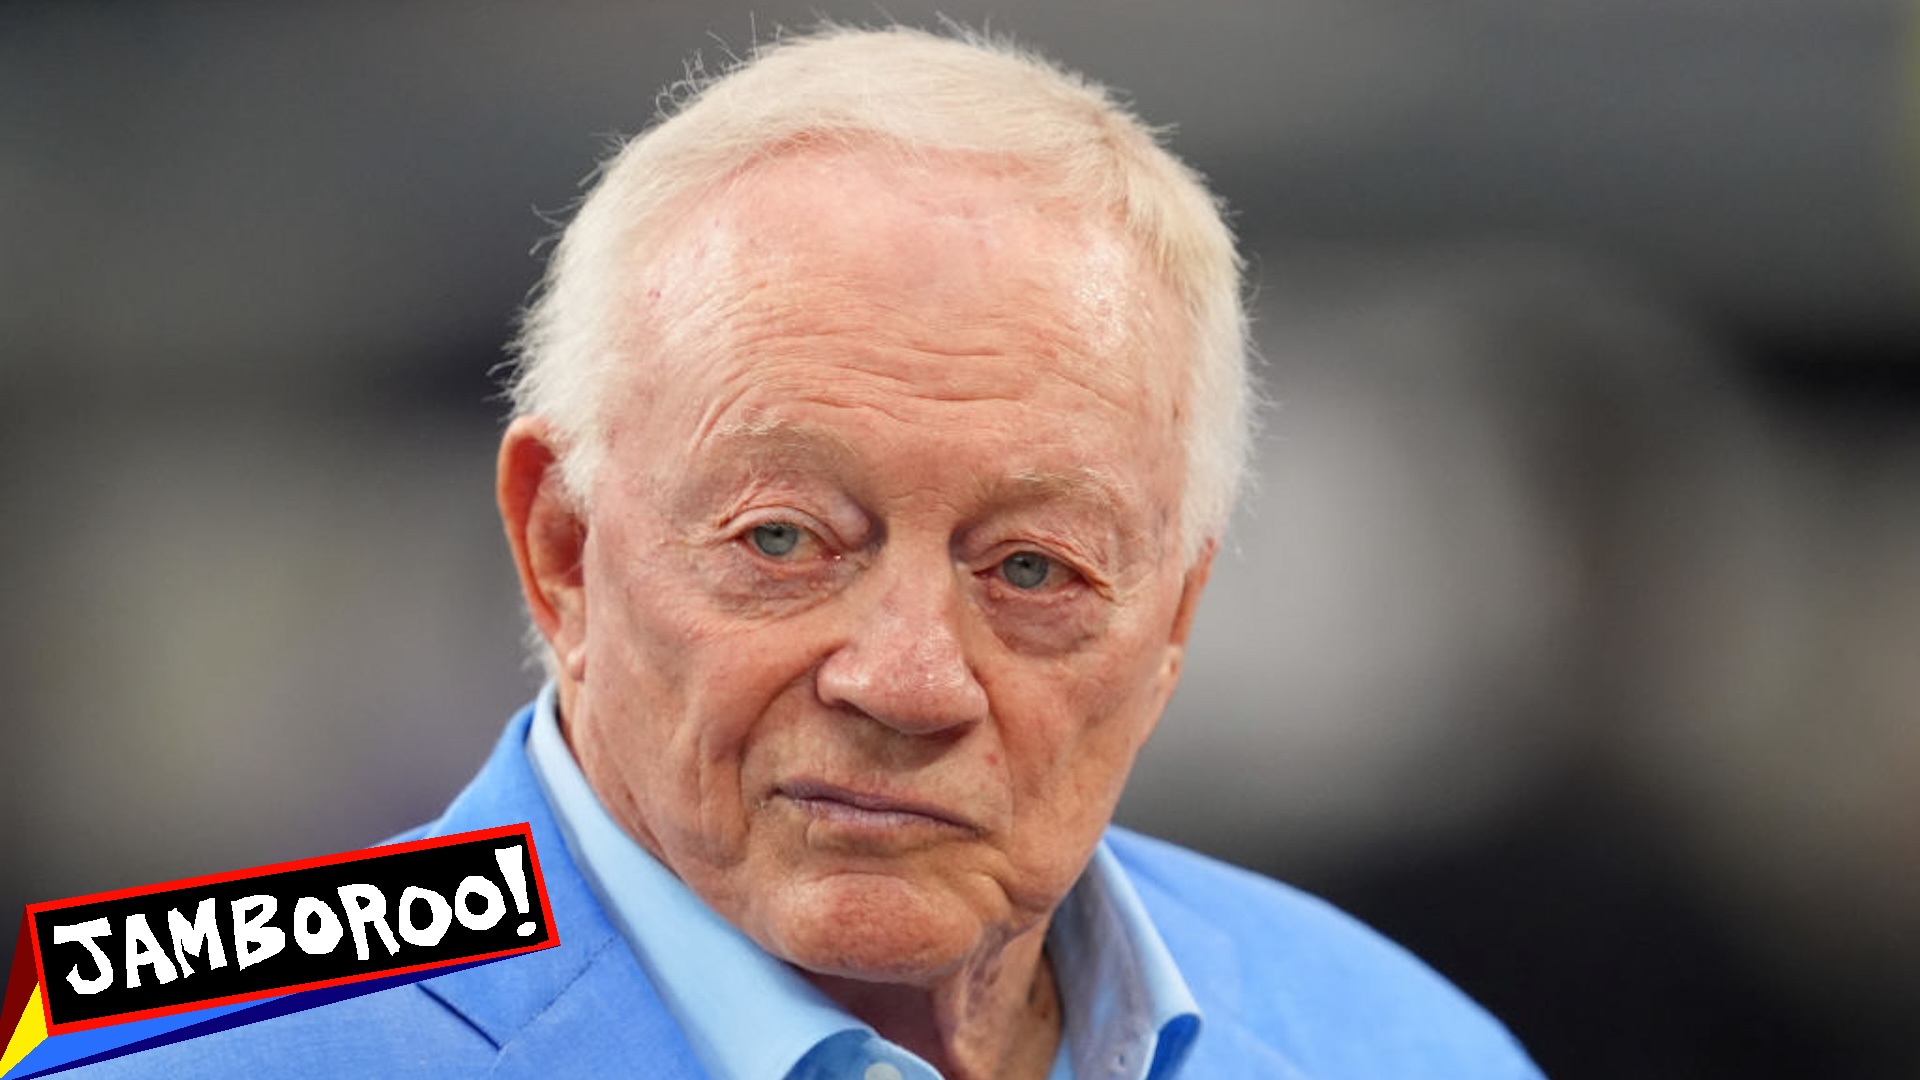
[524,683,1201,1080]
[1049,843,1202,1079]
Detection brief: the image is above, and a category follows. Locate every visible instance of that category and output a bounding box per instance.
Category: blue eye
[999,551,1052,590]
[750,523,803,557]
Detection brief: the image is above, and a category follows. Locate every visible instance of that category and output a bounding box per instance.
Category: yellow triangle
[0,984,48,1077]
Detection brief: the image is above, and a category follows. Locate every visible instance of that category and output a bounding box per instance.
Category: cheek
[996,629,1172,821]
[597,550,841,770]
[981,660,1165,913]
[576,535,769,848]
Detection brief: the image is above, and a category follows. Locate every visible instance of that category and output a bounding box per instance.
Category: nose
[815,558,990,735]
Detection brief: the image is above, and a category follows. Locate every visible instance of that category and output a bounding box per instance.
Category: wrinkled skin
[499,148,1214,1079]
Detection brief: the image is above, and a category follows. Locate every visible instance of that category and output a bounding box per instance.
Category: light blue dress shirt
[524,684,1201,1080]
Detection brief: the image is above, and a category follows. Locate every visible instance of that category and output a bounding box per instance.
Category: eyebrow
[980,466,1155,570]
[696,415,860,465]
[691,416,1150,546]
[704,417,1133,505]
[983,466,1138,518]
[671,417,855,519]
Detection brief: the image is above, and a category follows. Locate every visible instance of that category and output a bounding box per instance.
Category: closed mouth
[775,779,979,834]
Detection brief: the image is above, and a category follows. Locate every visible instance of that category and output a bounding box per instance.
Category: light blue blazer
[66,705,1543,1079]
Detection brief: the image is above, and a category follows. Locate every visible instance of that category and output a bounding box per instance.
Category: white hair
[506,23,1252,561]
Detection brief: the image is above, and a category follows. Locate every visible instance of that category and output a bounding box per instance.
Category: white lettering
[395,886,452,949]
[293,896,345,956]
[52,918,114,995]
[231,895,285,970]
[453,875,505,932]
[123,913,179,989]
[336,885,400,962]
[168,898,227,976]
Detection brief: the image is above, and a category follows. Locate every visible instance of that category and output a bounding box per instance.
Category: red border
[27,823,560,1037]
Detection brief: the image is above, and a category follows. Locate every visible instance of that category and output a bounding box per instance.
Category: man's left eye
[749,522,804,558]
[999,551,1053,590]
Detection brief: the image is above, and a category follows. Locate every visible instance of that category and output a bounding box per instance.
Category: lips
[775,779,979,835]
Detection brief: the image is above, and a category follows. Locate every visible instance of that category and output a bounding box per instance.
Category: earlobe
[497,418,589,676]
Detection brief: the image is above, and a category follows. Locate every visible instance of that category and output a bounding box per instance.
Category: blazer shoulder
[1106,827,1545,1079]
[1107,827,1406,957]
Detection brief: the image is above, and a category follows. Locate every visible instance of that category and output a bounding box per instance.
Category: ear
[1168,539,1217,652]
[497,417,589,681]
[1145,539,1217,734]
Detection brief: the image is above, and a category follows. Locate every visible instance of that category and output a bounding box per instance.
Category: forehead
[609,148,1188,518]
[634,148,1179,384]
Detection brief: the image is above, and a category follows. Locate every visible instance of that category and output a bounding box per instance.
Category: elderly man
[79,25,1541,1080]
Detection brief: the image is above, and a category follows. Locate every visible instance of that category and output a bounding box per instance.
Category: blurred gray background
[5,2,1918,1076]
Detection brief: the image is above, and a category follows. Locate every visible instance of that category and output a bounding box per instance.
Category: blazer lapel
[408,706,707,1078]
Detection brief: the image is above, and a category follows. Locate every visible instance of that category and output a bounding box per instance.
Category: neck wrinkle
[804,923,1062,1080]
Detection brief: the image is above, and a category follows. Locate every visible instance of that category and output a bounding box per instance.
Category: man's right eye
[748,522,804,558]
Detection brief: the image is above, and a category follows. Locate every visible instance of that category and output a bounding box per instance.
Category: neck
[806,927,1062,1080]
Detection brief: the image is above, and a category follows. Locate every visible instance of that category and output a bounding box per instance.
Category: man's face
[533,149,1209,984]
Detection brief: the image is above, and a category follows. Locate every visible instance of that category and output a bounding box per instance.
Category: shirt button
[864,1063,905,1080]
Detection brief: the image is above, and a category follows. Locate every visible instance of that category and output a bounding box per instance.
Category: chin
[760,871,994,984]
